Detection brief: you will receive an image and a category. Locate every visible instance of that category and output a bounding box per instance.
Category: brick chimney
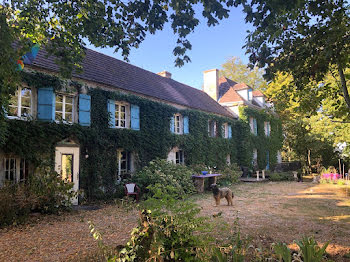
[157,71,172,79]
[203,69,219,101]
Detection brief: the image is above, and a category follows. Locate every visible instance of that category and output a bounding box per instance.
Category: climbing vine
[2,71,281,199]
[239,106,283,170]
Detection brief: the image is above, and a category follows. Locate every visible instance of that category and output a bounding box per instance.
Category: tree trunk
[337,62,350,110]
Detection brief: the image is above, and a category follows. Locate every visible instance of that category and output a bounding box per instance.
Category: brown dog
[210,184,234,206]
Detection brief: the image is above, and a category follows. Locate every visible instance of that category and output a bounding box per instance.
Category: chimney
[157,71,172,79]
[203,69,219,101]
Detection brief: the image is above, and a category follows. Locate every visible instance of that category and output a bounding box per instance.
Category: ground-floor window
[176,150,184,165]
[117,149,133,181]
[2,157,29,183]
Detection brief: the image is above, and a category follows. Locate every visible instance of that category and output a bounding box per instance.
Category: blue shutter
[170,116,175,133]
[228,125,232,139]
[183,116,189,134]
[78,94,91,126]
[37,87,55,121]
[266,151,270,170]
[253,118,257,135]
[130,104,140,130]
[107,99,115,128]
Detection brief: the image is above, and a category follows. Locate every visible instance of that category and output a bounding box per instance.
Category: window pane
[9,94,18,107]
[8,106,18,117]
[56,94,63,103]
[121,106,125,113]
[56,102,63,112]
[66,96,73,104]
[65,103,73,113]
[61,154,73,182]
[65,113,73,123]
[56,112,63,121]
[21,88,31,98]
[21,97,31,108]
[21,107,31,117]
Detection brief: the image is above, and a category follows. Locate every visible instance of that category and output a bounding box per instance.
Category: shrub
[217,164,241,186]
[0,166,75,227]
[269,172,294,181]
[131,159,195,199]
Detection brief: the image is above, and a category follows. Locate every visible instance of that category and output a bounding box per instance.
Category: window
[55,94,74,123]
[8,87,32,118]
[176,150,184,165]
[117,149,132,180]
[208,120,217,137]
[115,102,130,128]
[226,154,231,165]
[61,154,73,182]
[174,114,183,134]
[249,117,257,135]
[2,157,29,183]
[264,121,271,137]
[222,123,229,138]
[248,89,253,101]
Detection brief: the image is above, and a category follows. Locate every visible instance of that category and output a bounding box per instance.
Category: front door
[55,146,80,205]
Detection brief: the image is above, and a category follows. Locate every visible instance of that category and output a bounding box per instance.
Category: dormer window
[248,88,253,101]
[8,87,32,119]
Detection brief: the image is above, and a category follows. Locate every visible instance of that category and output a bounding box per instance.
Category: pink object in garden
[321,173,340,180]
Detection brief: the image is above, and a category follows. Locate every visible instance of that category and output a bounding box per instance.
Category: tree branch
[337,62,350,110]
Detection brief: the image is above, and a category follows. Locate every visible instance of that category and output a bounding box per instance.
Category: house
[1,47,254,203]
[202,69,283,171]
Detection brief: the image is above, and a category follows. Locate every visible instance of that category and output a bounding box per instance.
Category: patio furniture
[124,183,140,202]
[191,173,223,193]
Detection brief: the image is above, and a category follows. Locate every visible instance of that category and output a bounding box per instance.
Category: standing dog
[210,184,234,206]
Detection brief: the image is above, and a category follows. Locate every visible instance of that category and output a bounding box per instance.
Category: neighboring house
[202,69,282,171]
[1,48,245,203]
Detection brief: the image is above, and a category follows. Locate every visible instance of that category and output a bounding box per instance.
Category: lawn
[0,182,349,261]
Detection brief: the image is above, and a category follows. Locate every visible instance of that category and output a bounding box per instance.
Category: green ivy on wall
[239,106,283,170]
[2,71,281,199]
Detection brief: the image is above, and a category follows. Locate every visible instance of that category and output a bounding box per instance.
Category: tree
[241,0,350,112]
[220,57,267,90]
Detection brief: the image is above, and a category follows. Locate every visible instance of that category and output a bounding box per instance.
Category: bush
[131,159,196,199]
[0,166,75,227]
[269,172,294,181]
[217,164,241,186]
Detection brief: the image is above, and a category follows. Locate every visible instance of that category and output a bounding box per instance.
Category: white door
[55,146,80,205]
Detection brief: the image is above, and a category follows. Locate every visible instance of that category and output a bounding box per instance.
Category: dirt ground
[0,182,349,261]
[196,182,350,260]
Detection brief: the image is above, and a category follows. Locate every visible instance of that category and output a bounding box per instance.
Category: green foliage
[239,106,283,170]
[242,0,350,110]
[220,56,267,90]
[269,172,294,182]
[273,243,292,262]
[92,189,212,262]
[295,237,329,262]
[217,164,241,186]
[131,159,195,199]
[0,166,74,227]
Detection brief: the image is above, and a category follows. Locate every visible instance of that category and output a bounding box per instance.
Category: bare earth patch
[0,204,138,262]
[196,182,350,261]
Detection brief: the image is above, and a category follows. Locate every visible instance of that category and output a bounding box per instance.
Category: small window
[222,123,229,138]
[248,89,253,101]
[175,150,185,165]
[3,157,30,183]
[249,117,257,135]
[55,94,74,123]
[208,120,217,137]
[115,102,130,129]
[8,87,32,118]
[226,154,231,165]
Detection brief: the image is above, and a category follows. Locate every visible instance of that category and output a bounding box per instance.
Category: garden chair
[124,183,140,202]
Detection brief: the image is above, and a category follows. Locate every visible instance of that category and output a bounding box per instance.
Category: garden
[0,160,350,262]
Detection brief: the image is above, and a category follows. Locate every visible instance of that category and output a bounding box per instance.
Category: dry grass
[1,182,349,261]
[196,182,350,260]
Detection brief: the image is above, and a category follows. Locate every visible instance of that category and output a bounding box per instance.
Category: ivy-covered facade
[1,49,282,201]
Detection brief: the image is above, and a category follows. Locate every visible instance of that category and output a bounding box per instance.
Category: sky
[88,5,253,90]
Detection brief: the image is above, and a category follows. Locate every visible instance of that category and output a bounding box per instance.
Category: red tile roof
[252,90,264,97]
[219,87,245,103]
[29,48,233,118]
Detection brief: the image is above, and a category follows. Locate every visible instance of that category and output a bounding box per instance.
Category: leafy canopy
[220,56,267,90]
[241,0,350,111]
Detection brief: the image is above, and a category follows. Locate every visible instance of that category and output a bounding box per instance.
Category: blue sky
[88,5,252,90]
